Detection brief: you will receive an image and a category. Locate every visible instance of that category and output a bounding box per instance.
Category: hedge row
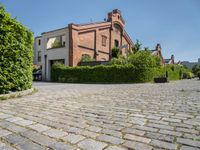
[51,64,156,83]
[0,6,33,94]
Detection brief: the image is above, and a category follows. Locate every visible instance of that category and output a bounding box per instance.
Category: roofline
[124,30,134,46]
[74,21,108,27]
[35,36,42,39]
[42,26,68,35]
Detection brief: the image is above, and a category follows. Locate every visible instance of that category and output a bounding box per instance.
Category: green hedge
[156,65,192,80]
[0,6,33,94]
[51,64,157,83]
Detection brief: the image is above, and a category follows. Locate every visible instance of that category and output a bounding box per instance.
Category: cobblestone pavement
[0,80,200,150]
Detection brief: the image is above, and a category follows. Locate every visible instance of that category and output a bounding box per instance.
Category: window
[38,51,41,62]
[38,39,41,45]
[47,35,66,49]
[114,40,119,47]
[102,36,107,47]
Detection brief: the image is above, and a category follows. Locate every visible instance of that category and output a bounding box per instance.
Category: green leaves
[0,7,33,94]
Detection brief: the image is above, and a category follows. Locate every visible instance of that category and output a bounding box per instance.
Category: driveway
[0,80,200,150]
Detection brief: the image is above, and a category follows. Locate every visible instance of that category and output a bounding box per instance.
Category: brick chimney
[107,9,125,27]
[156,44,161,51]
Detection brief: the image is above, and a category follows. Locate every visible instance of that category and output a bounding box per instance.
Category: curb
[0,88,36,100]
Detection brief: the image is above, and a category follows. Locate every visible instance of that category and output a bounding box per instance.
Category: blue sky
[1,0,200,62]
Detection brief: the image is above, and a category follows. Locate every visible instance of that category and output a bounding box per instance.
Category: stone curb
[0,88,36,100]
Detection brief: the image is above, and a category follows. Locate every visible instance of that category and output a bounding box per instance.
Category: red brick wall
[69,10,133,66]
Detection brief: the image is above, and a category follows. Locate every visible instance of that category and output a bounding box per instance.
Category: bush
[51,64,157,83]
[110,56,127,65]
[0,6,33,94]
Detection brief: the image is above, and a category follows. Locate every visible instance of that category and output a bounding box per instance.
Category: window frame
[102,35,107,47]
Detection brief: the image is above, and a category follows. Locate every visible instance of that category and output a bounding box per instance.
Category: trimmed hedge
[51,64,156,83]
[0,6,33,94]
[156,65,192,80]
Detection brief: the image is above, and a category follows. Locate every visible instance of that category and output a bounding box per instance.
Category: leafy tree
[132,40,142,53]
[192,64,200,75]
[0,6,33,94]
[197,71,200,79]
[128,51,161,69]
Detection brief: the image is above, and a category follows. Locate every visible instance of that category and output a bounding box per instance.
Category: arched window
[114,40,119,47]
[114,23,123,34]
[81,54,93,62]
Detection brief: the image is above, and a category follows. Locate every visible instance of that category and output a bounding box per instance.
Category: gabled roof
[164,59,171,64]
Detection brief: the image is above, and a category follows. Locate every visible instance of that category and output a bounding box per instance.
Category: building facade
[150,44,175,65]
[33,9,134,81]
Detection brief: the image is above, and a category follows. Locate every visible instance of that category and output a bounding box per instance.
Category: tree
[192,64,200,75]
[132,40,142,53]
[128,51,161,69]
[0,6,33,94]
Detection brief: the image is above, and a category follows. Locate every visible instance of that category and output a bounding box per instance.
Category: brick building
[150,44,175,65]
[33,9,134,81]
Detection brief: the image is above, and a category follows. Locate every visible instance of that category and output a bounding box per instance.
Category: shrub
[112,47,120,58]
[51,64,157,83]
[0,6,33,94]
[110,56,127,65]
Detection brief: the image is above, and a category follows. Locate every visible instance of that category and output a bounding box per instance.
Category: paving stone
[28,123,51,132]
[122,128,145,136]
[123,140,153,150]
[97,134,124,144]
[177,138,200,148]
[43,128,68,138]
[21,130,57,146]
[0,141,16,150]
[87,126,102,132]
[6,117,24,123]
[124,134,151,143]
[0,113,13,119]
[159,129,183,137]
[3,134,28,145]
[133,125,158,132]
[0,128,12,137]
[14,119,35,126]
[150,139,178,150]
[49,142,75,150]
[180,145,200,150]
[78,139,107,150]
[105,145,127,150]
[101,128,123,137]
[162,117,181,123]
[147,123,174,130]
[16,140,46,150]
[80,130,99,138]
[62,134,85,144]
[176,128,199,134]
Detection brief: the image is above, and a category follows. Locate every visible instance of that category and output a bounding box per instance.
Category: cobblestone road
[0,80,200,150]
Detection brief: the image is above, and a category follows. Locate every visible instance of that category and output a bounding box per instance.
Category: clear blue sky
[1,0,200,62]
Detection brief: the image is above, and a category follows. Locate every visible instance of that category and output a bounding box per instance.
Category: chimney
[107,9,125,25]
[156,44,161,51]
